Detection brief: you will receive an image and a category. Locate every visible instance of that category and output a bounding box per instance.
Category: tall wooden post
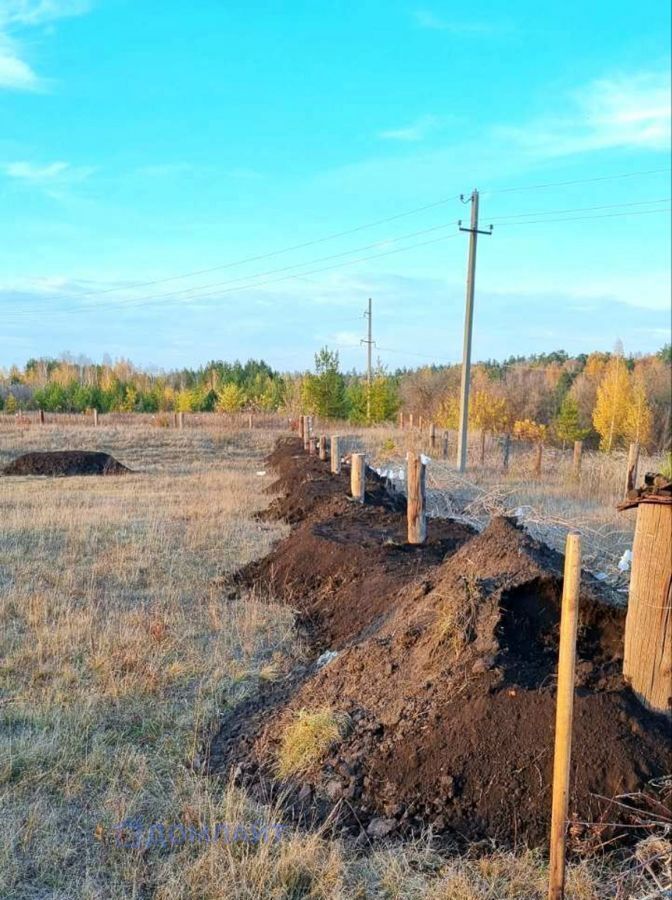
[548,533,582,900]
[399,411,404,430]
[479,430,486,466]
[429,422,436,450]
[408,413,414,430]
[623,499,672,716]
[407,451,427,544]
[350,453,365,503]
[624,442,640,498]
[502,433,511,471]
[248,413,253,430]
[331,436,341,474]
[533,443,543,477]
[39,409,45,425]
[319,435,327,461]
[172,412,178,428]
[442,432,449,460]
[572,440,582,480]
[419,415,424,430]
[303,423,311,451]
[309,436,317,456]
[93,408,98,427]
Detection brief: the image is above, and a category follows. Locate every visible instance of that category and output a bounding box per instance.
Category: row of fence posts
[297,415,670,900]
[28,409,260,430]
[398,413,642,499]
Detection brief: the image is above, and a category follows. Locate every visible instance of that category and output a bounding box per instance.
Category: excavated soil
[2,450,130,477]
[210,437,672,850]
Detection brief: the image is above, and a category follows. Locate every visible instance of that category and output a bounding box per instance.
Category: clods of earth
[209,436,671,849]
[2,450,130,476]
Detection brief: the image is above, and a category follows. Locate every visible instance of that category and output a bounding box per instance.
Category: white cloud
[413,9,511,36]
[0,1,90,28]
[0,0,91,91]
[379,114,440,142]
[497,69,671,157]
[4,160,70,180]
[0,35,39,89]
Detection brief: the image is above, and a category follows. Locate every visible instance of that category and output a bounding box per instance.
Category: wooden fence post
[622,498,672,716]
[502,434,511,471]
[319,435,328,461]
[429,422,436,450]
[548,533,582,900]
[248,413,253,429]
[572,440,582,480]
[309,435,317,456]
[408,413,414,430]
[479,430,486,466]
[303,422,311,451]
[330,436,341,474]
[39,409,45,425]
[178,411,184,430]
[350,453,365,503]
[533,442,543,477]
[93,408,98,427]
[407,451,427,544]
[624,442,640,498]
[419,415,424,430]
[399,411,404,429]
[442,432,449,460]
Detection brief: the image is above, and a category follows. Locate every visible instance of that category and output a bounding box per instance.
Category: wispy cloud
[379,114,440,142]
[0,1,92,91]
[413,9,511,36]
[497,69,671,157]
[2,160,96,198]
[4,160,70,180]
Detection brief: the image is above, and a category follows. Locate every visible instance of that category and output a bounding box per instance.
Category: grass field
[0,423,668,898]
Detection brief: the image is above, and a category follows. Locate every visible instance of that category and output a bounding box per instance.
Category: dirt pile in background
[2,450,130,477]
[212,437,671,849]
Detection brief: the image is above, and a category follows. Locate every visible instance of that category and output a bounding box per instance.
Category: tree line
[1,344,670,452]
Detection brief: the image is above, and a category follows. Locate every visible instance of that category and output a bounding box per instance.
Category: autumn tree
[593,354,632,451]
[625,369,653,447]
[216,383,246,413]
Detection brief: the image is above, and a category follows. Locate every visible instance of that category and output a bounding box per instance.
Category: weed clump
[277,708,349,778]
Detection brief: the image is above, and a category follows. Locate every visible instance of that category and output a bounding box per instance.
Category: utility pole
[361,298,374,422]
[456,190,492,472]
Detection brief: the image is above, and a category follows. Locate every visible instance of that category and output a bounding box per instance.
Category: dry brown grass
[0,422,667,898]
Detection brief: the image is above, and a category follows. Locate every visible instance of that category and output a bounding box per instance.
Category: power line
[485,167,669,196]
[489,197,670,221]
[496,207,671,226]
[3,231,463,322]
[16,166,668,302]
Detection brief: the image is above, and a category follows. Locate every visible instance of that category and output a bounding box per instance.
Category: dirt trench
[209,436,671,849]
[2,450,130,476]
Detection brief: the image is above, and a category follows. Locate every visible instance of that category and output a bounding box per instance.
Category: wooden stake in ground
[177,411,184,430]
[350,453,365,503]
[624,442,640,498]
[442,432,449,460]
[248,413,253,430]
[409,413,414,430]
[429,422,436,450]
[548,532,582,900]
[622,497,672,716]
[502,433,511,471]
[533,442,543,477]
[303,423,311,451]
[299,415,305,439]
[331,435,341,474]
[479,430,486,466]
[39,409,45,425]
[92,408,98,427]
[407,451,427,544]
[572,440,582,480]
[399,411,404,429]
[319,435,328,461]
[309,435,317,456]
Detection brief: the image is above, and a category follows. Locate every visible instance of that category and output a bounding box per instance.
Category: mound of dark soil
[2,450,130,477]
[211,438,672,850]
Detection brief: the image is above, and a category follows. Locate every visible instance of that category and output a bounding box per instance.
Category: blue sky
[1,0,670,372]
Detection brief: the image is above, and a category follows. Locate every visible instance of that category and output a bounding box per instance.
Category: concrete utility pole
[362,298,374,422]
[456,190,492,472]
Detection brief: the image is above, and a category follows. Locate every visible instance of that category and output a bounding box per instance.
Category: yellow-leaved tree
[216,383,246,413]
[513,419,547,444]
[592,355,632,451]
[625,369,653,447]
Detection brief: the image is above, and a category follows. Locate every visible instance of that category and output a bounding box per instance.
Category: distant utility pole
[361,297,374,422]
[456,190,492,472]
